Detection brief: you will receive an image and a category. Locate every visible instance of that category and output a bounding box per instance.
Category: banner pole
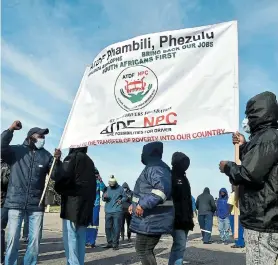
[39,67,90,206]
[233,143,240,239]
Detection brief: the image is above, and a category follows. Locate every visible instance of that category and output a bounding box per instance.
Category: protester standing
[121,182,133,242]
[102,176,127,250]
[219,91,278,265]
[85,167,106,248]
[228,186,245,248]
[168,152,194,265]
[55,147,96,265]
[129,142,174,265]
[1,160,10,265]
[216,188,230,244]
[196,187,216,244]
[1,121,61,265]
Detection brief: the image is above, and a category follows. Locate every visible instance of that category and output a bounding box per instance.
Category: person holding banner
[129,142,174,265]
[1,121,62,265]
[54,147,96,265]
[168,152,194,265]
[219,91,278,265]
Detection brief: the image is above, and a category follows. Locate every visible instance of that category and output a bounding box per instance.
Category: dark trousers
[121,212,131,239]
[1,207,9,263]
[105,212,123,246]
[229,215,245,247]
[198,214,213,243]
[135,233,161,265]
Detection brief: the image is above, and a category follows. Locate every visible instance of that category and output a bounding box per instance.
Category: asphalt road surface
[16,225,246,265]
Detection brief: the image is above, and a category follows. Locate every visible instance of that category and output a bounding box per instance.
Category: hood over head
[203,187,210,194]
[245,91,278,134]
[141,141,163,165]
[171,152,190,172]
[122,182,130,190]
[219,188,228,198]
[69,147,88,154]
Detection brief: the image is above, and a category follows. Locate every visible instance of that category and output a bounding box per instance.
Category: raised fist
[9,121,22,131]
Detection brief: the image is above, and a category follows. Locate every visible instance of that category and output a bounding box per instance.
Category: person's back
[196,188,216,215]
[55,147,96,265]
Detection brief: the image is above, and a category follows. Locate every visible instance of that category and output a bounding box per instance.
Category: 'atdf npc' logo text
[114,65,158,112]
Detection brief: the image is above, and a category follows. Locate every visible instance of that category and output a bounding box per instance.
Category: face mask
[34,138,45,149]
[242,117,250,133]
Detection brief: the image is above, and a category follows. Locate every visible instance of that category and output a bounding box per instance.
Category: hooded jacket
[1,129,61,211]
[171,152,194,231]
[122,182,133,211]
[129,142,174,235]
[216,188,230,219]
[196,187,216,215]
[55,147,96,226]
[224,91,278,232]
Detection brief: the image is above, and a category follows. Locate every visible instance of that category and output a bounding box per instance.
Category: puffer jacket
[225,91,278,232]
[129,142,174,235]
[1,129,61,211]
[196,187,216,215]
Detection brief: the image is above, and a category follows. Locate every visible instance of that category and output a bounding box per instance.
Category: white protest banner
[60,21,238,149]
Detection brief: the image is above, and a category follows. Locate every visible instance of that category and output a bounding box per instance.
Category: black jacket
[1,130,61,211]
[171,152,194,231]
[1,160,10,207]
[225,91,278,233]
[196,188,216,215]
[55,148,96,226]
[122,182,133,212]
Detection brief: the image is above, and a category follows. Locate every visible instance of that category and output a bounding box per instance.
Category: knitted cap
[108,175,117,186]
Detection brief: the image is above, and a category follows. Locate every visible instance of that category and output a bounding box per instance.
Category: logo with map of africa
[114,65,158,112]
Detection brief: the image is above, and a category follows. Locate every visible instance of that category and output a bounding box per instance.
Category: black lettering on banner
[100,120,136,134]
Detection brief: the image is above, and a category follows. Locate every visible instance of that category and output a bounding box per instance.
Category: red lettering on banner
[68,128,226,147]
[144,112,177,127]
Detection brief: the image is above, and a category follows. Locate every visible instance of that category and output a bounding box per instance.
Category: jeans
[198,214,213,243]
[121,212,131,239]
[218,217,230,242]
[168,230,188,265]
[105,212,123,246]
[86,205,100,245]
[135,233,161,265]
[1,207,9,263]
[63,219,87,265]
[5,209,44,265]
[23,213,29,238]
[229,215,245,247]
[245,229,278,265]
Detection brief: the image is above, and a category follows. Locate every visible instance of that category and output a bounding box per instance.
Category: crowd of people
[1,91,278,265]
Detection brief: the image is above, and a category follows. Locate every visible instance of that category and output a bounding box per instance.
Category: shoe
[103,244,113,248]
[231,244,245,248]
[113,245,119,250]
[85,243,91,248]
[90,244,96,248]
[203,242,212,244]
[127,238,132,243]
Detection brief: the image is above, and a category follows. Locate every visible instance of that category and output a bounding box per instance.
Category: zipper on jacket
[25,150,35,209]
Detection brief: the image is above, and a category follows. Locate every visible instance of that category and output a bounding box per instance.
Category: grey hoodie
[196,187,216,215]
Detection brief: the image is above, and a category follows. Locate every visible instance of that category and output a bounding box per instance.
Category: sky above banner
[1,0,278,197]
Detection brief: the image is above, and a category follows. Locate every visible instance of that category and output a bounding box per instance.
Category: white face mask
[35,138,45,149]
[242,117,250,133]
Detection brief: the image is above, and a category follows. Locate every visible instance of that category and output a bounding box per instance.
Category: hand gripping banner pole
[39,67,89,206]
[233,143,240,239]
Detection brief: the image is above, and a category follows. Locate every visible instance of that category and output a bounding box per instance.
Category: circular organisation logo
[114,65,158,112]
